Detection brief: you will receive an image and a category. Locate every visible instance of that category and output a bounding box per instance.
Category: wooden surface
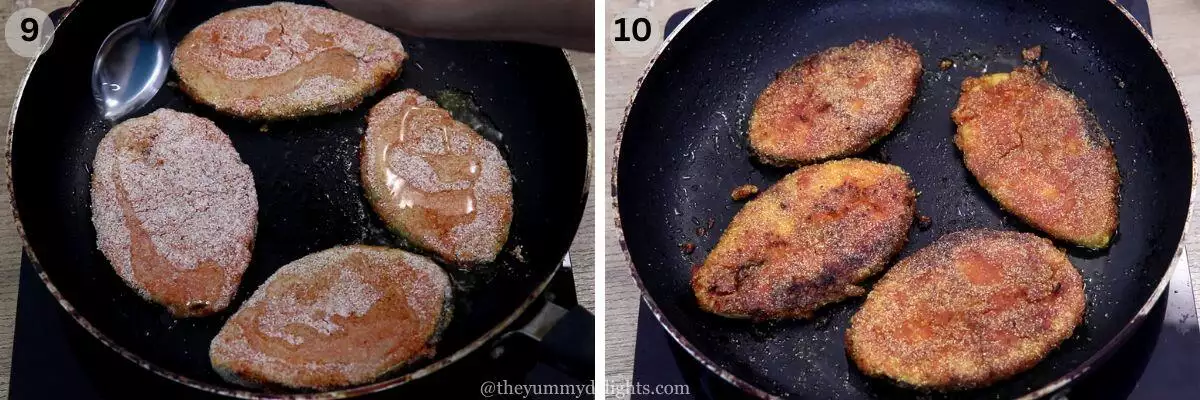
[0,0,595,396]
[604,0,1200,397]
[565,49,597,312]
[603,1,699,391]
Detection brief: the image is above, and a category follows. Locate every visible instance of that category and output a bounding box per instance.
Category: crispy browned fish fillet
[210,245,453,390]
[172,3,406,120]
[846,229,1085,391]
[952,67,1118,248]
[362,89,513,265]
[691,159,915,319]
[749,38,922,166]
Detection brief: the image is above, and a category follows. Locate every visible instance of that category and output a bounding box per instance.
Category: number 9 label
[6,8,55,58]
[610,7,662,58]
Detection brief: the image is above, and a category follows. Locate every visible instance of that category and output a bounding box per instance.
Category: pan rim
[4,0,591,398]
[610,0,1196,398]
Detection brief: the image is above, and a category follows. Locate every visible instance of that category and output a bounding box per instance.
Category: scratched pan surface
[616,0,1191,398]
[8,0,587,397]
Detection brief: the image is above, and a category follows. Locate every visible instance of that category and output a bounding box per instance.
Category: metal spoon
[91,0,174,122]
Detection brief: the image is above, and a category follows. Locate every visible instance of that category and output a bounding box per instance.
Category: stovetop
[8,254,588,399]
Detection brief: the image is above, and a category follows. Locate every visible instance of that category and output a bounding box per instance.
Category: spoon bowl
[91,0,174,122]
[90,18,170,122]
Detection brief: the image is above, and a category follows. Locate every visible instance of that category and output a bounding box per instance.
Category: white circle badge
[6,8,55,58]
[609,7,663,58]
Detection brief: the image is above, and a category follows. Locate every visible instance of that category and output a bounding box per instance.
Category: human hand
[326,0,593,51]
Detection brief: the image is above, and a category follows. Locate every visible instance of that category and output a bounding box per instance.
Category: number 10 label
[610,7,662,57]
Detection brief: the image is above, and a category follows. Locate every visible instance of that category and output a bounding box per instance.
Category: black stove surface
[9,254,589,399]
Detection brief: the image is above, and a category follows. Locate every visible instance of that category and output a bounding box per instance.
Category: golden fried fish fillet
[210,245,453,390]
[362,89,513,265]
[952,66,1118,248]
[846,229,1085,390]
[691,159,915,319]
[172,2,406,119]
[90,109,257,317]
[749,38,922,166]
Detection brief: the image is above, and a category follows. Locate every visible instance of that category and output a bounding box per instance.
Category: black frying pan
[615,0,1193,398]
[7,0,589,397]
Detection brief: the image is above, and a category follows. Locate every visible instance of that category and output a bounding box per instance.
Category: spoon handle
[146,0,175,30]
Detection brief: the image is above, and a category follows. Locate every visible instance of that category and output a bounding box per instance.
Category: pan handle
[501,301,594,382]
[492,255,595,383]
[48,6,71,25]
[664,8,695,38]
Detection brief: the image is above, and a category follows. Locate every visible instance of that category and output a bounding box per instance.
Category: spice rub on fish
[749,38,922,166]
[952,66,1119,248]
[362,89,513,265]
[691,159,915,320]
[846,229,1085,390]
[210,245,453,390]
[172,2,406,119]
[90,109,258,317]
